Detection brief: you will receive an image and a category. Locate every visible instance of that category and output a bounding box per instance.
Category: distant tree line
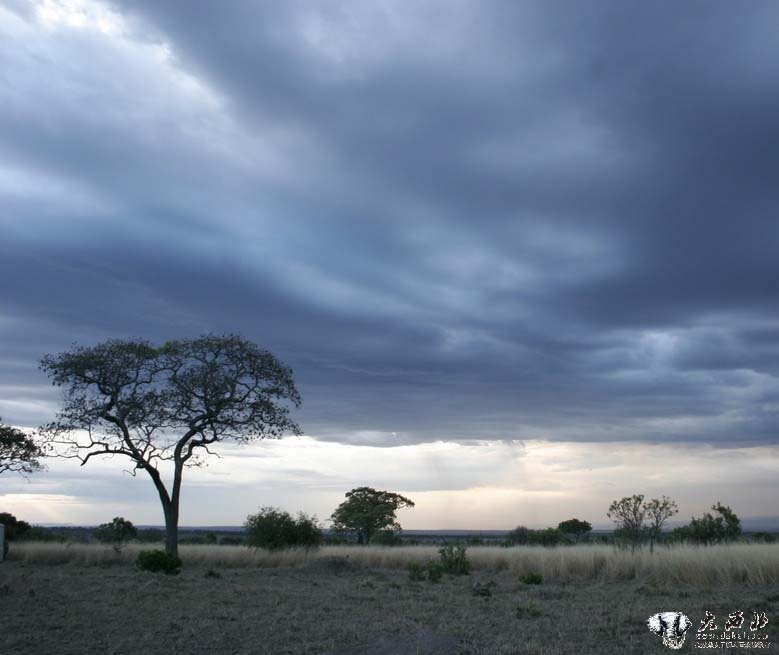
[0,494,759,556]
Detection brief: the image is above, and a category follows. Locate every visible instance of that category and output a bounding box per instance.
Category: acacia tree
[40,334,302,557]
[95,516,138,551]
[608,494,679,553]
[0,419,42,475]
[557,518,592,543]
[330,487,415,544]
[644,496,678,553]
[607,494,647,552]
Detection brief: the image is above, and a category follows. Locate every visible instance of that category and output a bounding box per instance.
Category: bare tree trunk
[164,501,179,557]
[146,465,179,557]
[165,461,184,558]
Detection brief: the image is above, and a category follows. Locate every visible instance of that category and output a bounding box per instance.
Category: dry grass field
[1,543,777,654]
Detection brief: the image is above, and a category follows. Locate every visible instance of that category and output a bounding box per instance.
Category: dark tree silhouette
[40,334,302,556]
[607,495,647,552]
[330,487,415,544]
[557,518,592,542]
[683,502,741,544]
[95,516,138,551]
[0,419,42,475]
[608,494,679,553]
[644,496,678,553]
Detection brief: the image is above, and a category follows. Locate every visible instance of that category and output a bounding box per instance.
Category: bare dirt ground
[0,559,775,655]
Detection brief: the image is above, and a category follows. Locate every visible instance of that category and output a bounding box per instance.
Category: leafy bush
[504,525,529,546]
[687,503,742,544]
[407,562,426,581]
[0,513,31,541]
[244,507,323,550]
[371,530,403,546]
[179,532,218,545]
[20,526,64,542]
[515,601,543,619]
[520,572,543,585]
[751,532,777,544]
[426,561,444,583]
[438,543,471,575]
[136,549,182,575]
[136,528,165,544]
[527,528,567,547]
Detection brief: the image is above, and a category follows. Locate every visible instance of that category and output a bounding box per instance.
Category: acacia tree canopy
[644,495,678,553]
[607,494,679,553]
[39,334,302,556]
[557,518,592,541]
[95,517,138,548]
[0,419,42,475]
[607,494,647,552]
[330,487,415,544]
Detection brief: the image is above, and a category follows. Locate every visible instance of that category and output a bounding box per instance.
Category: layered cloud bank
[1,1,778,524]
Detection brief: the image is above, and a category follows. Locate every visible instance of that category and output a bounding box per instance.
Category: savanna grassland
[1,543,777,655]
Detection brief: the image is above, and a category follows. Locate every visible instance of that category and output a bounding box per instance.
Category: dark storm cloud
[1,1,779,446]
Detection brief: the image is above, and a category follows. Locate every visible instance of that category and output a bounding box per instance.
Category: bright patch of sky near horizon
[2,0,779,527]
[4,438,779,528]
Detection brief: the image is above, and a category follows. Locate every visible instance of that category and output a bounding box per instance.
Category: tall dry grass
[8,542,778,586]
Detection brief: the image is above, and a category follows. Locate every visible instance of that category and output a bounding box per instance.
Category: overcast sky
[2,0,779,529]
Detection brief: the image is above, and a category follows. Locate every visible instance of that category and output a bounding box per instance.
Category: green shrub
[244,507,323,550]
[520,572,543,585]
[22,526,65,542]
[504,525,529,546]
[751,532,777,544]
[527,528,567,547]
[136,549,182,575]
[515,602,543,619]
[371,530,402,546]
[438,543,471,575]
[407,562,426,581]
[136,528,165,544]
[686,503,742,544]
[426,561,444,583]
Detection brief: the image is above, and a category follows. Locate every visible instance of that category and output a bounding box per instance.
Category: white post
[0,524,5,562]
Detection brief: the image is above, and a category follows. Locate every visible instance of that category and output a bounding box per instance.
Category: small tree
[557,518,592,543]
[0,419,42,475]
[40,334,302,557]
[330,487,415,544]
[607,495,647,552]
[644,496,678,553]
[95,517,138,551]
[244,507,322,550]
